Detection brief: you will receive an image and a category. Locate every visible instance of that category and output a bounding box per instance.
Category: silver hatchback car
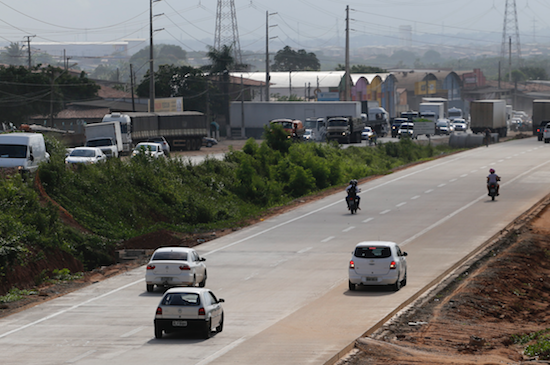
[154,287,224,339]
[348,241,408,291]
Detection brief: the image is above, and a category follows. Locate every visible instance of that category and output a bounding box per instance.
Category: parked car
[361,126,374,140]
[391,118,408,138]
[452,119,467,132]
[146,136,170,155]
[132,142,165,159]
[145,247,207,292]
[65,147,107,165]
[397,122,414,138]
[202,137,218,147]
[435,119,452,135]
[303,129,314,142]
[154,287,224,339]
[348,241,408,291]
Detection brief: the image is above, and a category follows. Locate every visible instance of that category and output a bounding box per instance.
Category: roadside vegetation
[0,128,458,293]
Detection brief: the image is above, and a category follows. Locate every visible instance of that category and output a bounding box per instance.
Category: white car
[361,126,374,140]
[543,123,550,143]
[303,129,314,142]
[132,142,165,159]
[145,247,207,292]
[452,119,467,132]
[65,147,107,165]
[397,122,414,138]
[348,241,408,291]
[154,287,224,339]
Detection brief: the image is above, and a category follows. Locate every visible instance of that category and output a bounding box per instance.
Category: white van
[0,132,50,173]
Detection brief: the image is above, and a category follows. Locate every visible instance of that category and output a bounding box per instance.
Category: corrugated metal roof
[231,71,345,88]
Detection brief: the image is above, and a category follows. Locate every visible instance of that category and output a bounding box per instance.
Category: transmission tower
[500,0,521,67]
[214,0,243,65]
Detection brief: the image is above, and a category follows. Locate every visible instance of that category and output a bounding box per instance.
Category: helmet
[349,180,354,185]
[352,179,358,186]
[489,168,495,173]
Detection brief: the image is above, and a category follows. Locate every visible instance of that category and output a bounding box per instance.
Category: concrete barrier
[449,133,485,148]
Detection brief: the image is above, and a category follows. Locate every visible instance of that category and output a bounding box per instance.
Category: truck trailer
[102,112,208,151]
[469,100,507,137]
[531,100,550,138]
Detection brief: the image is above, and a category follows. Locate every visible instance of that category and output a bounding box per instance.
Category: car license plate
[363,277,378,282]
[161,277,172,282]
[172,320,187,327]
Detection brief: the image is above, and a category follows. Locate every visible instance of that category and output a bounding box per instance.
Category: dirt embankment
[338,195,550,365]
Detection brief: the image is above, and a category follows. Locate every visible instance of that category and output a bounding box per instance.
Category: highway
[1,137,549,365]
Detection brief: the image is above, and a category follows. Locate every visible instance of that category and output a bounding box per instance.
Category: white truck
[413,120,436,138]
[469,100,507,137]
[419,102,445,120]
[85,121,123,158]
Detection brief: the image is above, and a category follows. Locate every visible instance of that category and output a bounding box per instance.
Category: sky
[1,0,550,55]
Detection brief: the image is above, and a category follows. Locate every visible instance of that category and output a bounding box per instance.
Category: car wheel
[202,319,212,339]
[154,325,163,339]
[216,314,224,333]
[199,271,207,288]
[401,272,407,287]
[146,284,154,292]
[392,275,402,291]
[348,280,356,291]
[190,274,196,287]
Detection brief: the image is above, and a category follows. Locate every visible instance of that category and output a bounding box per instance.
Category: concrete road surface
[1,137,549,365]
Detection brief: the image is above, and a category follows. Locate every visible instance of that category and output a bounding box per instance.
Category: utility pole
[344,5,350,101]
[130,64,136,112]
[149,0,155,112]
[24,35,35,69]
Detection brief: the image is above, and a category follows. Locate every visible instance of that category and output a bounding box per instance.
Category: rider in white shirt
[487,168,500,196]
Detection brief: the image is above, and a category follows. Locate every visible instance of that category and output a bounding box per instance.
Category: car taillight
[349,260,355,269]
[156,307,162,315]
[147,265,155,270]
[389,261,397,270]
[179,265,190,270]
[198,307,205,316]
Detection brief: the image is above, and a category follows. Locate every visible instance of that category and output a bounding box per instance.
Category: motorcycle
[488,183,498,201]
[346,195,358,214]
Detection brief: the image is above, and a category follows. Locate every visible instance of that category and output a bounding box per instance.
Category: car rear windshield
[161,293,200,306]
[152,251,188,261]
[354,246,392,258]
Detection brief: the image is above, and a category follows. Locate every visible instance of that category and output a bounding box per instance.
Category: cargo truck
[366,107,390,137]
[102,112,208,151]
[469,100,507,137]
[531,100,550,139]
[85,121,123,158]
[419,102,445,120]
[326,116,363,144]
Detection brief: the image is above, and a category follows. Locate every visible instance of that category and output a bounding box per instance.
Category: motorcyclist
[345,180,361,210]
[487,168,500,196]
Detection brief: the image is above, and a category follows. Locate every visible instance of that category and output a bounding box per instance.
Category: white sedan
[132,142,165,159]
[154,287,224,339]
[65,147,107,164]
[145,247,207,292]
[348,241,408,291]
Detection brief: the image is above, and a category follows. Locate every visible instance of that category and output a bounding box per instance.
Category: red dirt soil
[338,200,550,365]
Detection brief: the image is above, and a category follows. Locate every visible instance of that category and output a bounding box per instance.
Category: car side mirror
[218,298,225,303]
[200,257,206,262]
[403,252,408,256]
[28,154,34,162]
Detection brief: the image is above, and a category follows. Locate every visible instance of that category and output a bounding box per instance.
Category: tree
[0,42,25,66]
[335,64,387,73]
[129,44,188,82]
[135,64,209,112]
[0,65,99,124]
[271,46,320,71]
